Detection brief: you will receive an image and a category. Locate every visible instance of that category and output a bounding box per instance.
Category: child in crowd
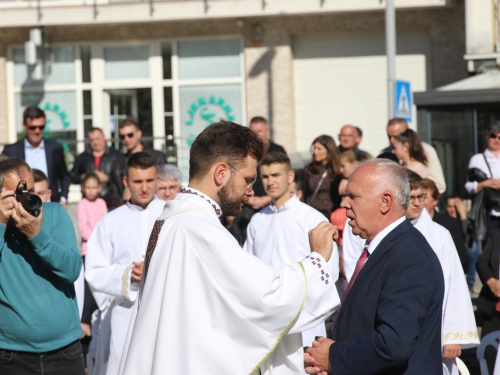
[32,168,52,203]
[77,173,108,257]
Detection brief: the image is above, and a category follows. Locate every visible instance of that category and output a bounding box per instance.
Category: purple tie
[343,246,369,301]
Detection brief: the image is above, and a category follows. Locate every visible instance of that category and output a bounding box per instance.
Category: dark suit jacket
[476,228,500,319]
[3,139,70,203]
[330,219,444,375]
[432,211,469,273]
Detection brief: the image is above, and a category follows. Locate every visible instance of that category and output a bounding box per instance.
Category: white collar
[24,138,45,150]
[269,194,300,213]
[179,187,222,217]
[364,216,406,255]
[126,196,159,211]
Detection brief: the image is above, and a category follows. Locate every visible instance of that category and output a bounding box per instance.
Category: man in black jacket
[2,107,70,206]
[108,119,166,205]
[70,127,124,208]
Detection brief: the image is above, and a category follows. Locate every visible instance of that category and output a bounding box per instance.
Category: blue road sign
[395,80,412,122]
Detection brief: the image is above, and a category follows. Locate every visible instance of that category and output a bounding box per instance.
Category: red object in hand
[495,300,500,313]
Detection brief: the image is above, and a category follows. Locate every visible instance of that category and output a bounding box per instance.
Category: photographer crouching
[0,158,85,375]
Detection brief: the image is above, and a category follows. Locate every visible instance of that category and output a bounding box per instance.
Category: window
[104,46,149,80]
[9,37,244,179]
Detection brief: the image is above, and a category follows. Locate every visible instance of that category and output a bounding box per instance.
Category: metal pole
[385,0,396,120]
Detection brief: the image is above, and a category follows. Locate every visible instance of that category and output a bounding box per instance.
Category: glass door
[106,89,152,150]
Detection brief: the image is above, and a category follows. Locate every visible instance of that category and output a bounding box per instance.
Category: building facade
[0,0,466,185]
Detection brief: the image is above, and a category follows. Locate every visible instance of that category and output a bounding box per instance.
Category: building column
[244,27,296,152]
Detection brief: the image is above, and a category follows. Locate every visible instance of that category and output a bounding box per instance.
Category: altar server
[85,152,165,375]
[244,151,340,374]
[118,121,340,375]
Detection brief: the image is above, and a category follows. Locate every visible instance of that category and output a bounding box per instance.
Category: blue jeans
[466,240,481,286]
[0,340,85,375]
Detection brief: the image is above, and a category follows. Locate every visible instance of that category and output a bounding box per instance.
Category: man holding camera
[0,158,84,375]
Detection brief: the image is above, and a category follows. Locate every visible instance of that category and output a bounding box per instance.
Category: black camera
[15,180,42,216]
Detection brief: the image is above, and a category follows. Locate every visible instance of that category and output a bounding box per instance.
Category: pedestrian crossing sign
[395,80,412,122]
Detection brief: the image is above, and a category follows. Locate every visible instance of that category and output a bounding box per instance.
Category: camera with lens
[15,180,42,217]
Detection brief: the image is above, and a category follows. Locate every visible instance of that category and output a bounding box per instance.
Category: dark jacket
[432,211,469,273]
[330,219,444,375]
[108,146,167,207]
[476,229,500,320]
[70,147,124,207]
[3,139,70,203]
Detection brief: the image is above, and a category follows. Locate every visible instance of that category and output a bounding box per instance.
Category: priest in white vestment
[243,152,340,374]
[118,121,340,375]
[343,169,479,375]
[86,152,166,375]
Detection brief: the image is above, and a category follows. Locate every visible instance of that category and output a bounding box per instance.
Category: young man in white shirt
[85,152,165,375]
[244,151,340,374]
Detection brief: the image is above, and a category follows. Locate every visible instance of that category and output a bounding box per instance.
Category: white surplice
[118,188,340,375]
[243,195,340,375]
[85,198,166,375]
[412,209,479,374]
[343,211,479,375]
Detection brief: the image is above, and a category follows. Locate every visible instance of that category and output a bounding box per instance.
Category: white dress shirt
[24,138,48,177]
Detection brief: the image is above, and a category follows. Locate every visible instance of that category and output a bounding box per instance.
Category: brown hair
[189,120,265,182]
[261,152,291,170]
[82,172,101,186]
[404,168,424,191]
[23,107,45,125]
[126,152,156,177]
[305,135,340,177]
[341,149,367,164]
[394,129,428,166]
[422,178,440,201]
[32,168,48,184]
[119,118,140,130]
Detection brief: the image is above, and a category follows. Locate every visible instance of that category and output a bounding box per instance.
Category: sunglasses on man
[119,132,135,140]
[489,133,500,140]
[27,125,45,131]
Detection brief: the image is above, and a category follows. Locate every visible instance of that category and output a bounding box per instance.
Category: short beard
[217,177,244,217]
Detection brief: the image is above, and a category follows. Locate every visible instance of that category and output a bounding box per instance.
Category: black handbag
[466,189,487,244]
[480,154,500,211]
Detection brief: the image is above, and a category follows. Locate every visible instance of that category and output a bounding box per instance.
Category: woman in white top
[465,123,500,293]
[391,128,428,178]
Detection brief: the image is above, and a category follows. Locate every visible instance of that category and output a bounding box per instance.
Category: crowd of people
[0,105,498,375]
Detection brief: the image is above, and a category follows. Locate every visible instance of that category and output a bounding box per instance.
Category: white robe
[85,198,166,375]
[343,210,479,375]
[243,195,340,374]
[118,188,340,375]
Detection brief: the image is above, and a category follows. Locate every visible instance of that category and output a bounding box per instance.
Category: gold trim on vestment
[250,262,308,375]
[443,331,479,341]
[121,264,134,300]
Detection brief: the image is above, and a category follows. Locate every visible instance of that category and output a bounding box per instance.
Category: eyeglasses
[119,132,135,140]
[27,125,45,131]
[227,163,257,191]
[489,133,500,140]
[410,193,427,202]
